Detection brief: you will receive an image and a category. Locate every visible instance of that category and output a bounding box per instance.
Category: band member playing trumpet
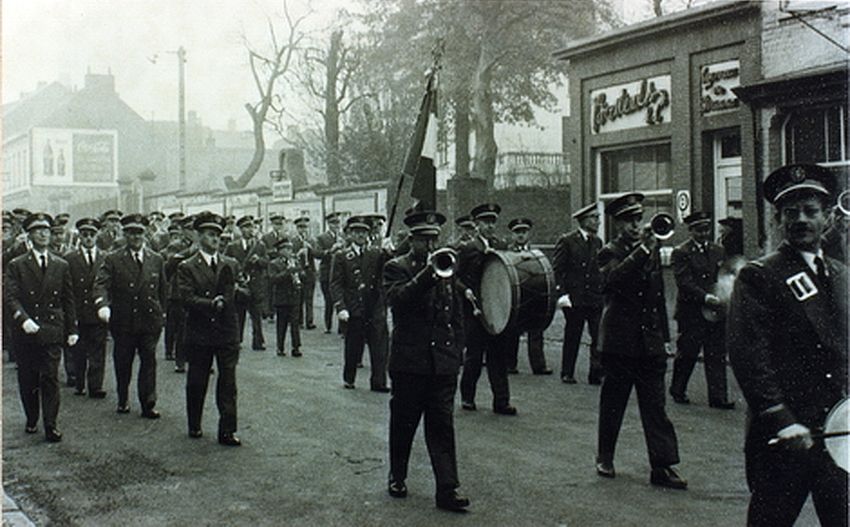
[595,193,686,489]
[505,218,552,375]
[457,203,516,415]
[225,216,269,351]
[269,237,303,357]
[292,217,318,330]
[669,211,734,409]
[729,164,848,526]
[315,212,344,334]
[177,212,243,446]
[383,210,470,512]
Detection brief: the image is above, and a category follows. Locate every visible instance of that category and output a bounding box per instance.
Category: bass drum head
[824,398,849,472]
[480,255,515,335]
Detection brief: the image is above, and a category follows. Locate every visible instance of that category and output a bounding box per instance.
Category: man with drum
[505,218,552,375]
[553,202,604,385]
[668,211,734,409]
[383,210,470,512]
[728,164,848,526]
[595,193,686,489]
[457,203,516,415]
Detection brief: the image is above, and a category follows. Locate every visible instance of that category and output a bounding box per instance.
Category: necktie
[210,256,218,271]
[135,253,143,270]
[40,254,47,273]
[86,249,94,267]
[814,256,828,284]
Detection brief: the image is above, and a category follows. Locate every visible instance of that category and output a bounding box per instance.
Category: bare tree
[225,2,308,190]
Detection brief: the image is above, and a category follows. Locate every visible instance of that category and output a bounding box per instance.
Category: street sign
[676,190,691,223]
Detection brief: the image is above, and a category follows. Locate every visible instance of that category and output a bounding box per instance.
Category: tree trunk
[471,46,497,187]
[325,31,342,187]
[226,103,266,190]
[454,92,471,179]
[653,0,663,17]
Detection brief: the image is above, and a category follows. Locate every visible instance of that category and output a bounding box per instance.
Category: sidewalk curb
[3,490,36,526]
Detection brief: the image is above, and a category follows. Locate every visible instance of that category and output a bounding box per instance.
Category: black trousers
[343,316,388,389]
[670,318,728,403]
[275,305,301,351]
[597,353,679,469]
[561,306,602,379]
[301,274,316,327]
[113,332,160,411]
[389,372,459,494]
[320,279,334,332]
[237,301,265,348]
[164,303,185,360]
[506,330,548,372]
[186,343,239,435]
[459,317,510,408]
[745,443,847,527]
[63,345,76,383]
[16,341,61,429]
[73,323,107,393]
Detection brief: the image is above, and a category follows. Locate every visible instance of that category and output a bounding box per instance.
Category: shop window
[784,105,848,165]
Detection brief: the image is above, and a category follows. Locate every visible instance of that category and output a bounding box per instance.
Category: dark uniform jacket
[821,224,848,264]
[315,230,342,283]
[292,234,317,278]
[384,252,465,376]
[552,229,603,307]
[456,234,508,301]
[598,236,670,357]
[330,244,387,321]
[225,238,269,304]
[5,251,77,345]
[269,256,302,307]
[93,247,167,335]
[177,253,242,347]
[64,247,106,326]
[671,238,724,325]
[262,231,285,259]
[728,242,848,446]
[163,239,193,301]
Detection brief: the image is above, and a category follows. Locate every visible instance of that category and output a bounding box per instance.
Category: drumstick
[767,430,850,445]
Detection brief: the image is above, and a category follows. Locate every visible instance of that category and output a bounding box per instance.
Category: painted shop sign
[701,60,740,115]
[591,75,671,134]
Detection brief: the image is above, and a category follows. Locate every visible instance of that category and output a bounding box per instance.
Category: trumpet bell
[838,189,850,217]
[430,248,457,278]
[650,213,676,240]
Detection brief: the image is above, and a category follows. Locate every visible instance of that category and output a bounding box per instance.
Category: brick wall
[761,2,849,77]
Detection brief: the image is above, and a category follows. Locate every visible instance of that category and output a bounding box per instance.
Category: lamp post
[149,46,187,192]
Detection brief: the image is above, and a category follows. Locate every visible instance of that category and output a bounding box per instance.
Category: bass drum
[824,397,849,472]
[479,249,556,336]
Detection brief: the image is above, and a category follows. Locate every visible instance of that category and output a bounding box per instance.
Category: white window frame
[781,104,849,167]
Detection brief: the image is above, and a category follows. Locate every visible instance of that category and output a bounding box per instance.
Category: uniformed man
[384,210,470,512]
[821,198,848,264]
[315,212,345,334]
[94,213,167,418]
[669,211,733,409]
[331,215,389,391]
[162,214,191,365]
[553,202,604,385]
[595,193,685,489]
[50,218,75,386]
[64,218,108,398]
[505,218,552,375]
[729,164,848,526]
[457,203,516,415]
[145,211,169,253]
[4,213,78,442]
[177,212,242,446]
[718,217,743,258]
[292,217,317,330]
[225,215,269,350]
[49,222,69,256]
[269,237,303,357]
[96,210,124,252]
[2,212,22,363]
[453,215,476,247]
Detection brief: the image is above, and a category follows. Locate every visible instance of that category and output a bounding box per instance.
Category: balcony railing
[494,151,570,189]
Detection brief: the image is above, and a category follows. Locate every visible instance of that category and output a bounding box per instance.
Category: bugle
[429,247,457,279]
[646,212,676,240]
[837,189,850,217]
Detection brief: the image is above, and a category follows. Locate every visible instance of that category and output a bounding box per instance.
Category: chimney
[84,70,115,94]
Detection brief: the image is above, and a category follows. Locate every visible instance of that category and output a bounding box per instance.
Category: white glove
[664,342,675,357]
[98,306,111,323]
[22,319,40,334]
[557,294,573,309]
[67,334,79,347]
[771,423,813,450]
[338,309,350,322]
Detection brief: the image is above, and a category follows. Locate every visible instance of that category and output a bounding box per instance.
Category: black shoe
[89,390,107,399]
[588,375,603,385]
[45,428,62,443]
[506,368,519,374]
[277,350,286,356]
[25,424,38,434]
[165,354,175,361]
[74,389,86,396]
[596,461,616,478]
[669,390,690,404]
[461,401,477,411]
[435,490,470,512]
[324,329,332,334]
[709,400,735,410]
[561,375,577,384]
[493,405,517,416]
[306,324,317,330]
[291,349,302,357]
[66,377,76,387]
[371,386,390,393]
[343,382,355,390]
[533,368,553,375]
[218,433,242,446]
[188,429,203,439]
[141,409,161,419]
[356,362,364,368]
[650,467,688,490]
[175,365,186,373]
[388,480,408,498]
[116,405,130,414]
[252,345,266,351]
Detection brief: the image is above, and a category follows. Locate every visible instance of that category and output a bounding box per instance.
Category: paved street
[2,305,818,526]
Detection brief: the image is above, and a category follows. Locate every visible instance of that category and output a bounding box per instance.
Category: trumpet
[645,212,676,240]
[429,247,458,279]
[837,189,850,217]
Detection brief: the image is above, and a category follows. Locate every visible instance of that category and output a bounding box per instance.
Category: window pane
[600,143,672,194]
[720,134,741,158]
[726,175,742,202]
[633,147,657,190]
[788,111,825,164]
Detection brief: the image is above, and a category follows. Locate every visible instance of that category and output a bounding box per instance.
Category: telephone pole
[177,46,187,192]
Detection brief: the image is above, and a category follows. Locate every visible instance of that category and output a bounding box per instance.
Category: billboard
[31,128,117,186]
[590,75,671,135]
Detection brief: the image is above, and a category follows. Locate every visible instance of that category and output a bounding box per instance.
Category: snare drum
[479,249,556,336]
[824,398,849,472]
